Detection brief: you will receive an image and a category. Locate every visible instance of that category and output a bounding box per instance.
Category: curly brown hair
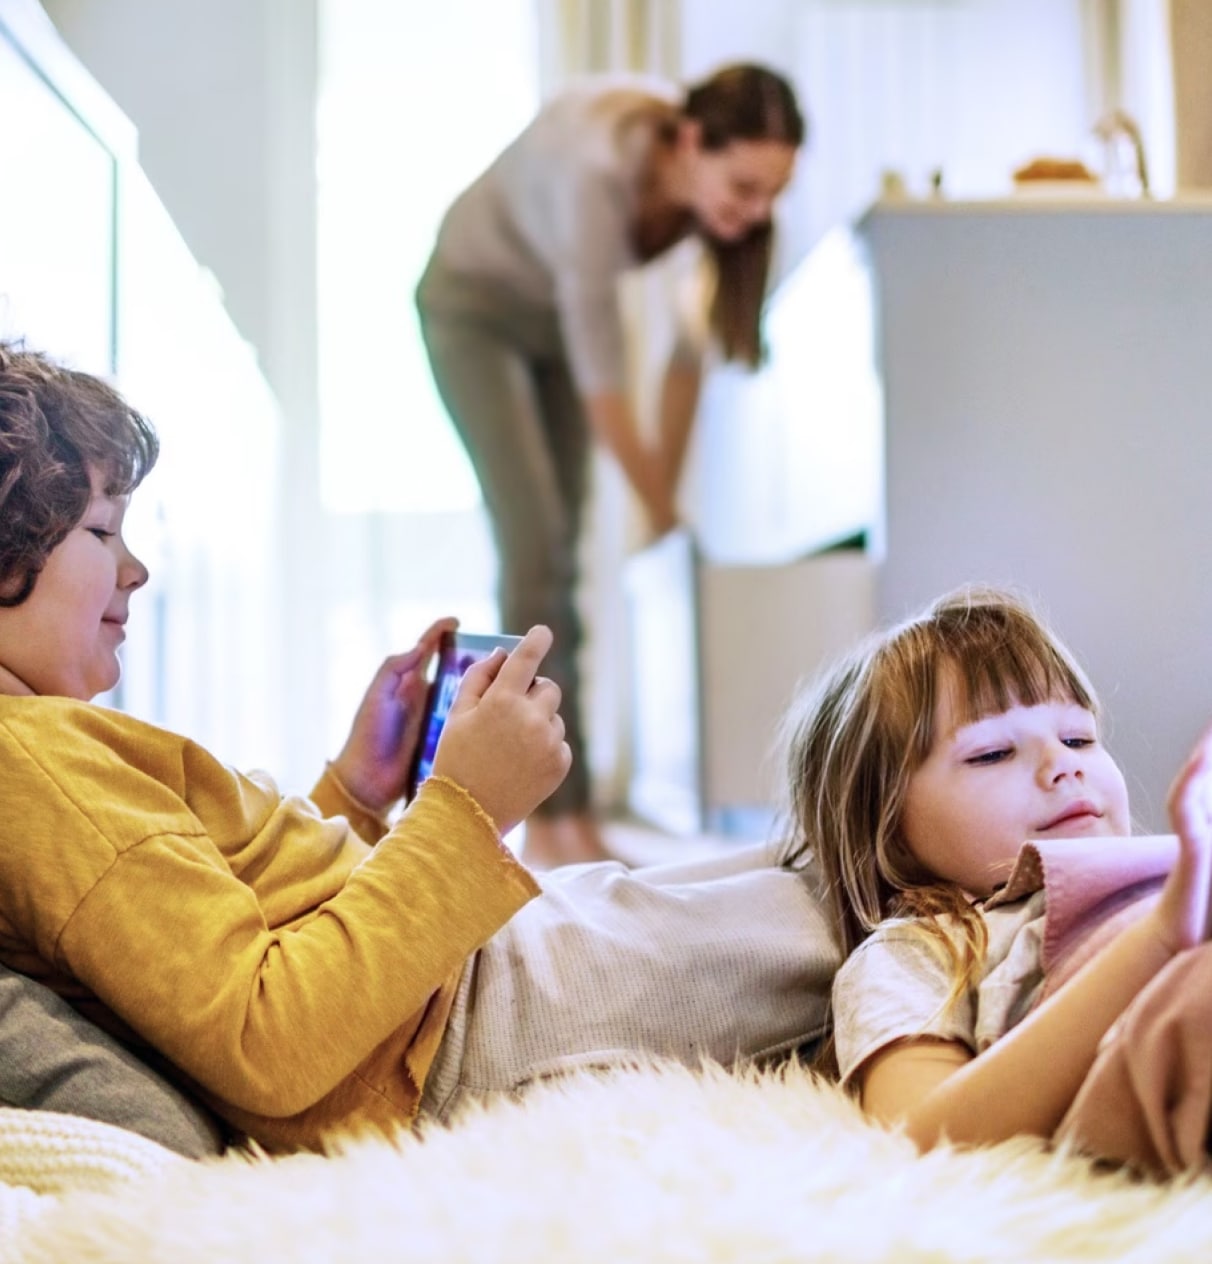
[0,342,158,607]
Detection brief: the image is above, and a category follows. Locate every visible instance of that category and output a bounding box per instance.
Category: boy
[0,343,835,1152]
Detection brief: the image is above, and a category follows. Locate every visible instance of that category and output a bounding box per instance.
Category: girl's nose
[1041,739,1083,784]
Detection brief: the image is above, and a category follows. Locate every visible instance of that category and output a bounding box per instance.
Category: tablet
[405,630,523,799]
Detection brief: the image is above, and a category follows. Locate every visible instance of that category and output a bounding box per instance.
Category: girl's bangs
[945,626,1095,726]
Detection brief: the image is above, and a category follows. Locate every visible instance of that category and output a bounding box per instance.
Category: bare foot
[520,813,616,870]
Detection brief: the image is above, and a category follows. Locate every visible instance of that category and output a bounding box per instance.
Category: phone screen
[407,632,523,797]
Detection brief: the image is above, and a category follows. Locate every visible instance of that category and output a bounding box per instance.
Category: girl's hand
[1160,721,1212,949]
[431,625,572,833]
[329,617,457,814]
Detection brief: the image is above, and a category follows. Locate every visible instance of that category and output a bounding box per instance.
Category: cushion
[0,965,224,1159]
[0,1105,185,1247]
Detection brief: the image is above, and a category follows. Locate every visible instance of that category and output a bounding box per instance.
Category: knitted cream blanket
[5,1060,1212,1263]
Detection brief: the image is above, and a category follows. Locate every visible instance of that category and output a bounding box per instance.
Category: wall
[681,0,1101,286]
[40,0,315,393]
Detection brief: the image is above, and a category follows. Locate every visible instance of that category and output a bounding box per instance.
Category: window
[317,0,540,514]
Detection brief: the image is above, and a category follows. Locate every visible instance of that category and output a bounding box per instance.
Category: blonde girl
[779,585,1212,1153]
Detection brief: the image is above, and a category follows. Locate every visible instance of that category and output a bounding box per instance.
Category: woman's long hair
[682,63,806,366]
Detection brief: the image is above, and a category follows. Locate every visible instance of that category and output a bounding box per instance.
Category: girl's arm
[860,916,1175,1146]
[861,726,1212,1149]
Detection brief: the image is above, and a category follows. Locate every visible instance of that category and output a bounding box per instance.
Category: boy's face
[900,665,1131,897]
[0,466,148,700]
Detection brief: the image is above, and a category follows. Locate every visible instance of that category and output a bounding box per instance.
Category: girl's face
[683,131,797,242]
[0,466,148,700]
[901,666,1131,897]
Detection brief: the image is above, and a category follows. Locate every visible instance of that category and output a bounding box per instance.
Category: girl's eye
[1063,736,1095,749]
[87,528,115,541]
[966,748,1011,766]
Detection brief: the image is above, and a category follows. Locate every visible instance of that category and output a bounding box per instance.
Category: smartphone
[405,630,524,799]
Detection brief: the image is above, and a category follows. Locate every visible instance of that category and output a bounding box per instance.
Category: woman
[416,62,807,867]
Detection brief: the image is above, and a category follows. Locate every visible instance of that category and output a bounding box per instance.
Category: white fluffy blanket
[10,1060,1212,1262]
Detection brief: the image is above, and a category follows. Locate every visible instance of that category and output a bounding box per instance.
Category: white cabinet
[625,533,875,837]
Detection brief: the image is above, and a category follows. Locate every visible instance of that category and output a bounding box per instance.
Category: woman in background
[416,62,806,867]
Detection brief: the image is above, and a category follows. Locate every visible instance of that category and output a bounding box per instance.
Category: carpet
[11,1058,1212,1262]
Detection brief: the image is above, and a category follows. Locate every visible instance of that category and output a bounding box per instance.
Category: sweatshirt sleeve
[68,776,534,1117]
[9,722,540,1118]
[309,762,390,844]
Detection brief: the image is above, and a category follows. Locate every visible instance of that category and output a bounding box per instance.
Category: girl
[416,63,806,867]
[0,343,836,1153]
[779,585,1212,1156]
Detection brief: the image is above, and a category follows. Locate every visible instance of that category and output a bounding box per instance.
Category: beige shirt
[832,893,1048,1087]
[428,76,702,393]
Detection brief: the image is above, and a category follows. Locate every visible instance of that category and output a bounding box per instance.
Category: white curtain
[1169,0,1212,189]
[536,0,680,89]
[1094,0,1176,196]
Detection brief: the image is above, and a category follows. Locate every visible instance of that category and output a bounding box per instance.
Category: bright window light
[317,0,540,513]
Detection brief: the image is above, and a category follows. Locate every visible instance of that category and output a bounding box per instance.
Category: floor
[600,815,741,867]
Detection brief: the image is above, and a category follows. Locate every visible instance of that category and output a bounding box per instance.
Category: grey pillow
[0,964,225,1158]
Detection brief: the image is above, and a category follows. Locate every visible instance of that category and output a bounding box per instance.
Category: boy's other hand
[330,617,457,814]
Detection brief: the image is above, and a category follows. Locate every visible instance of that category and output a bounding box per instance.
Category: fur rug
[12,1060,1212,1263]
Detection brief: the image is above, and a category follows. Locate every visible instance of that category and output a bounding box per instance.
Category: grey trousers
[418,843,840,1123]
[416,260,591,815]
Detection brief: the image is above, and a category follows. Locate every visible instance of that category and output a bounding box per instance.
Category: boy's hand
[431,625,572,833]
[329,617,457,814]
[1159,722,1212,949]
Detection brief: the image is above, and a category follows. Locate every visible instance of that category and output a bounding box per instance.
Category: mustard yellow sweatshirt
[0,695,540,1152]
